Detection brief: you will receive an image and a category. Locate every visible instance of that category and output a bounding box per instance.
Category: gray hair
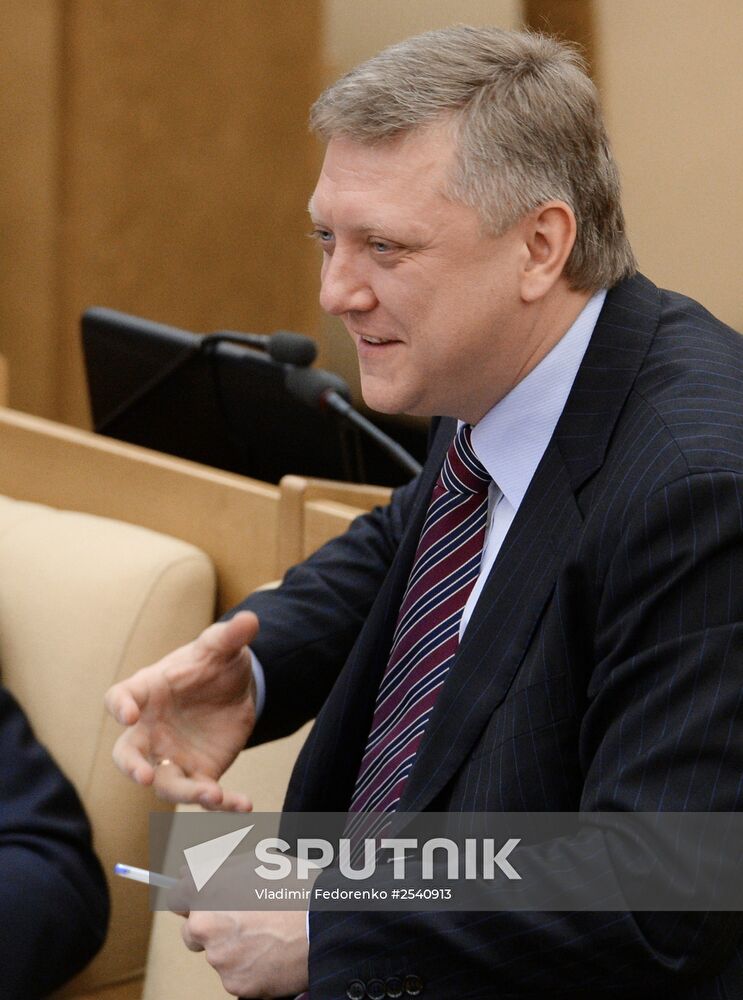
[310,26,636,291]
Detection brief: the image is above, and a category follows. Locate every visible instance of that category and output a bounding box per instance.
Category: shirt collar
[468,288,607,512]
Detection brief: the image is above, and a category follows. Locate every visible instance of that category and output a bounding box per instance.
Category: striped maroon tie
[350,424,490,815]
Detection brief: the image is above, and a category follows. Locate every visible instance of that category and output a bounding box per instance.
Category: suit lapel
[554,272,659,492]
[400,274,661,811]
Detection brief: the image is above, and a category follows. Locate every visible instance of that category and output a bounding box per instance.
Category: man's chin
[359,394,420,419]
[358,382,405,417]
[358,377,435,419]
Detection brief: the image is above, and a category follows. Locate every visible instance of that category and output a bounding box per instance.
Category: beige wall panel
[325,0,520,77]
[0,1,61,417]
[597,0,742,329]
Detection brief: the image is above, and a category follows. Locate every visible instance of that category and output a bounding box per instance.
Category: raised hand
[105,610,260,812]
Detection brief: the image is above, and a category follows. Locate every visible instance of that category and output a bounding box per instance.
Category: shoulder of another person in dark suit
[0,682,109,997]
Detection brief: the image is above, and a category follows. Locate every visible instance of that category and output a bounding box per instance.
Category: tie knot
[441,425,490,494]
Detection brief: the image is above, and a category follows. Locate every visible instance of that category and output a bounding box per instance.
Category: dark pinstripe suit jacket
[242,273,743,998]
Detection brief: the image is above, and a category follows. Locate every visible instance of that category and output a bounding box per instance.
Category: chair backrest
[0,495,216,998]
[277,473,392,575]
[0,407,282,611]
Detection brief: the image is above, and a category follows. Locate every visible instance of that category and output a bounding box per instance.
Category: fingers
[110,736,227,804]
[168,866,196,917]
[181,915,206,953]
[148,763,251,811]
[106,612,259,722]
[111,747,252,811]
[197,611,260,661]
[107,613,260,802]
[152,765,252,813]
[217,789,254,813]
[150,761,224,807]
[111,727,157,786]
[104,668,153,726]
[107,613,259,727]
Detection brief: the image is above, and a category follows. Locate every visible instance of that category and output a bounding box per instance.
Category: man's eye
[309,229,334,247]
[370,239,394,253]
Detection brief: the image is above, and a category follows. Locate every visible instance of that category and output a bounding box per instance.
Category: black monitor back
[82,308,362,485]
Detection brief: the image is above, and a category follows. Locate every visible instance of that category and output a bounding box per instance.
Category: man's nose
[319,253,377,315]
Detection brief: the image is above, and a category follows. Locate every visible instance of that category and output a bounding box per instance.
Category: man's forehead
[308,129,456,223]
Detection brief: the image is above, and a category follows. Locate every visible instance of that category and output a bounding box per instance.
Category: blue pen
[114,862,177,889]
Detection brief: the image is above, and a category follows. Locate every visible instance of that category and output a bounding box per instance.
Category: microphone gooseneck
[284,366,422,479]
[284,366,351,408]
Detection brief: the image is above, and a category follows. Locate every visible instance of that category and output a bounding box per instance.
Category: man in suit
[1,683,109,998]
[106,26,743,998]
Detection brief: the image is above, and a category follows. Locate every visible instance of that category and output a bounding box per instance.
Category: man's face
[308,123,530,424]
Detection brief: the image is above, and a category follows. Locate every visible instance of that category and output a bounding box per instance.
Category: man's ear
[519,201,577,302]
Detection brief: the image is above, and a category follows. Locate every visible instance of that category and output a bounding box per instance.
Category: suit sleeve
[0,684,109,998]
[306,470,743,997]
[230,474,421,744]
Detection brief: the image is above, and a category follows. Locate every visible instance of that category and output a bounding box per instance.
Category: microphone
[206,330,317,367]
[285,367,423,479]
[284,366,351,407]
[89,311,318,434]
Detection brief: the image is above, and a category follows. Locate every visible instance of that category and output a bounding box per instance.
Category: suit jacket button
[385,976,404,998]
[403,974,424,995]
[346,981,367,999]
[367,979,386,1000]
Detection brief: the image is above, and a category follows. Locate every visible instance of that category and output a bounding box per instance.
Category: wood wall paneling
[1,1,322,425]
[0,1,62,417]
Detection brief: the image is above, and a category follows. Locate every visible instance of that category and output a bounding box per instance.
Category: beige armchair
[0,494,215,999]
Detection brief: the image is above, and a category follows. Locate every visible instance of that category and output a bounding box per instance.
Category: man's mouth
[357,334,399,346]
